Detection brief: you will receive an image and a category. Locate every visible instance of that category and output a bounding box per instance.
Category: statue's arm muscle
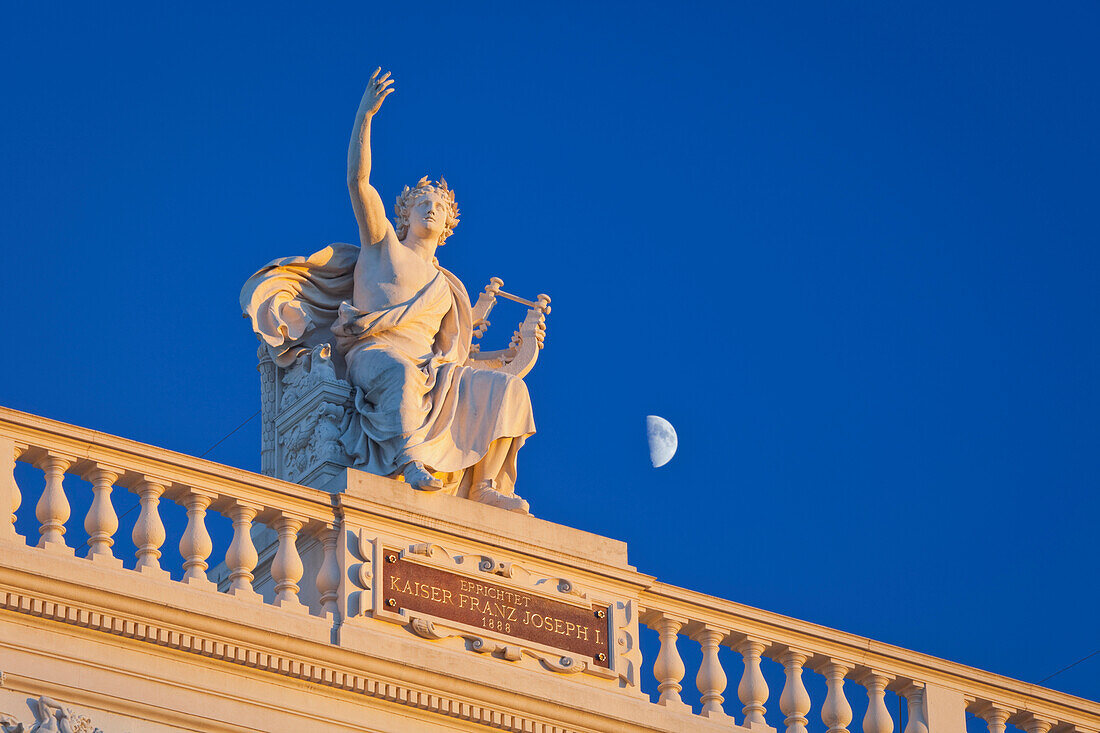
[347,72,396,247]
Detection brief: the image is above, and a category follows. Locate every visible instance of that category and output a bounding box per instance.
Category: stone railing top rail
[639,580,1100,729]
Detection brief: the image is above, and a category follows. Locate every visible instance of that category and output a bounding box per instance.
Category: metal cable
[1038,649,1100,684]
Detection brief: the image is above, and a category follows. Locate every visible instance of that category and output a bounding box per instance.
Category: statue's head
[393,176,460,246]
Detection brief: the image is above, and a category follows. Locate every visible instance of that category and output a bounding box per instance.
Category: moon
[646,415,678,468]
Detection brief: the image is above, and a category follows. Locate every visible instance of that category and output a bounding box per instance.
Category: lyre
[465,277,551,378]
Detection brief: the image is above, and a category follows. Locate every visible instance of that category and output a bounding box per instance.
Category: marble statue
[242,69,549,513]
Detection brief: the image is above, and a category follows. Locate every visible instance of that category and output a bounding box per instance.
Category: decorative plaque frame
[347,530,641,687]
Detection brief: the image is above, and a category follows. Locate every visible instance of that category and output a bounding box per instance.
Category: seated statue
[241,69,542,513]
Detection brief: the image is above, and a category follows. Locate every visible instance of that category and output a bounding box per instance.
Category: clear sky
[2,0,1097,717]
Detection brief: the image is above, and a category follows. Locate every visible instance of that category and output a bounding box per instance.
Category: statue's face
[406,192,449,242]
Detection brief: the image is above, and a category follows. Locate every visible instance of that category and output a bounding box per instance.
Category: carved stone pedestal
[260,345,355,489]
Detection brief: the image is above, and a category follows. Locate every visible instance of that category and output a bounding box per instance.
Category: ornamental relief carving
[272,345,355,485]
[404,541,587,600]
[405,611,610,678]
[277,400,353,484]
[611,598,641,688]
[346,529,375,619]
[0,696,107,733]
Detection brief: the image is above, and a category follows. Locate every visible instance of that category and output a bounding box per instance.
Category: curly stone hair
[393,176,460,246]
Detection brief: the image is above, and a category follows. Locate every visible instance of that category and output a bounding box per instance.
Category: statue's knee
[348,349,415,391]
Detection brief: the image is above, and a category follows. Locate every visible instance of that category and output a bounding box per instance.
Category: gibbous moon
[646,415,678,468]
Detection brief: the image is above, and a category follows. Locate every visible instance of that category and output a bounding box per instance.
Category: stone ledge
[331,468,632,571]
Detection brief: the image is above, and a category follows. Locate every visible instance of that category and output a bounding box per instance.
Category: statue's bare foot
[403,461,443,491]
[469,479,530,515]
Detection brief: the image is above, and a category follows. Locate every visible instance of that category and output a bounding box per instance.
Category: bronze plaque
[382,552,610,667]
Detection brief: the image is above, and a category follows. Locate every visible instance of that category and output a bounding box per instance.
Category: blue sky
[1,0,1097,712]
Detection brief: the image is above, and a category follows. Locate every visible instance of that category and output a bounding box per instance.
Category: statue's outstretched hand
[362,68,394,116]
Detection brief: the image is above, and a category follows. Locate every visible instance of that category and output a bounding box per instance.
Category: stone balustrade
[0,408,338,621]
[638,585,1100,733]
[1,405,1097,733]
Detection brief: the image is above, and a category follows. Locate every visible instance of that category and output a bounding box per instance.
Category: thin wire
[1038,649,1100,684]
[198,410,261,459]
[73,410,261,552]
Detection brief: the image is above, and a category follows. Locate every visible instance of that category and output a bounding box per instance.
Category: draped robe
[240,242,535,496]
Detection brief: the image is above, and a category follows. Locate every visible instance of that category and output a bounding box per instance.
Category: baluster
[1019,715,1055,733]
[315,523,340,618]
[973,704,1014,733]
[178,488,216,589]
[735,637,771,726]
[898,684,928,733]
[225,500,262,601]
[893,682,928,733]
[779,648,812,733]
[82,463,124,567]
[132,478,169,578]
[650,612,690,710]
[0,438,24,541]
[33,451,76,553]
[691,624,730,719]
[815,659,853,733]
[855,671,894,733]
[271,512,307,612]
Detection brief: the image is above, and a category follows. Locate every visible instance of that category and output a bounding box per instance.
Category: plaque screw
[386,554,397,563]
[595,609,606,619]
[387,598,396,607]
[597,653,607,662]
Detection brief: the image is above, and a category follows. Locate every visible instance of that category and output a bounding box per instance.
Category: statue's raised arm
[347,68,396,247]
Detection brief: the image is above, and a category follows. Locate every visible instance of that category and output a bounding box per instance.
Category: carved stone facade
[260,344,354,489]
[1,408,1098,733]
[0,696,105,733]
